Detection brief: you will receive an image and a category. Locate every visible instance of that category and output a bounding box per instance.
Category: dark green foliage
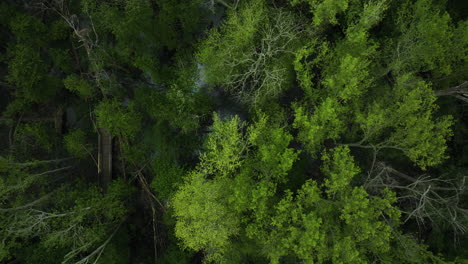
[4,11,69,104]
[134,59,214,133]
[0,156,134,263]
[13,123,57,156]
[1,0,467,263]
[64,75,95,99]
[95,99,141,139]
[150,157,186,201]
[64,129,90,159]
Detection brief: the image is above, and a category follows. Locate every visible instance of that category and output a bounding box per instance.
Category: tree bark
[435,81,468,103]
[98,128,113,191]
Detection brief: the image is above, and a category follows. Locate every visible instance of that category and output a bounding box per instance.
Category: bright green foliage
[292,0,388,155]
[389,79,453,169]
[321,0,388,100]
[95,99,141,139]
[293,0,388,103]
[171,115,248,261]
[244,145,400,263]
[293,98,345,154]
[344,0,389,45]
[323,54,370,100]
[158,209,197,264]
[356,75,453,169]
[293,41,330,101]
[173,115,406,263]
[391,0,465,75]
[292,0,454,170]
[261,181,324,264]
[321,146,360,196]
[173,114,299,262]
[64,129,89,159]
[290,0,349,26]
[197,1,303,106]
[197,0,265,85]
[172,173,239,263]
[247,114,299,182]
[1,0,467,262]
[233,114,300,217]
[199,113,245,178]
[340,187,396,252]
[63,75,94,100]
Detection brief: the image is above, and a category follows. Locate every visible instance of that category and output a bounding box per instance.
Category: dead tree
[97,128,112,191]
[436,81,468,103]
[366,162,468,237]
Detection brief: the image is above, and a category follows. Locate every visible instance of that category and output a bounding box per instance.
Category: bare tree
[36,0,112,98]
[222,9,305,105]
[131,164,165,264]
[36,0,98,56]
[435,81,468,103]
[62,220,124,264]
[366,162,468,236]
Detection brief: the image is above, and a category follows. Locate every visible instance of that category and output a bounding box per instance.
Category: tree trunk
[98,128,113,191]
[435,81,468,103]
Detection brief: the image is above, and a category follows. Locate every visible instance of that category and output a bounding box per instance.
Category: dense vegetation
[0,0,467,263]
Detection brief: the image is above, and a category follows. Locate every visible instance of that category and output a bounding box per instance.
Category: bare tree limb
[435,81,468,103]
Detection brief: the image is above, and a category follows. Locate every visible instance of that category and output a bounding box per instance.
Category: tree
[171,114,295,262]
[172,115,443,263]
[1,0,467,262]
[289,0,350,26]
[365,162,468,236]
[134,60,214,133]
[246,146,401,263]
[292,0,453,170]
[172,173,239,263]
[64,129,96,165]
[94,99,141,140]
[435,81,468,104]
[197,0,305,106]
[64,75,95,100]
[386,0,466,77]
[353,75,453,169]
[0,155,133,264]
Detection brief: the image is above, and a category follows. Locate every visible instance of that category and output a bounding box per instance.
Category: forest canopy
[0,0,467,263]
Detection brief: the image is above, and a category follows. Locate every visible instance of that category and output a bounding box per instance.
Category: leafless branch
[366,163,468,235]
